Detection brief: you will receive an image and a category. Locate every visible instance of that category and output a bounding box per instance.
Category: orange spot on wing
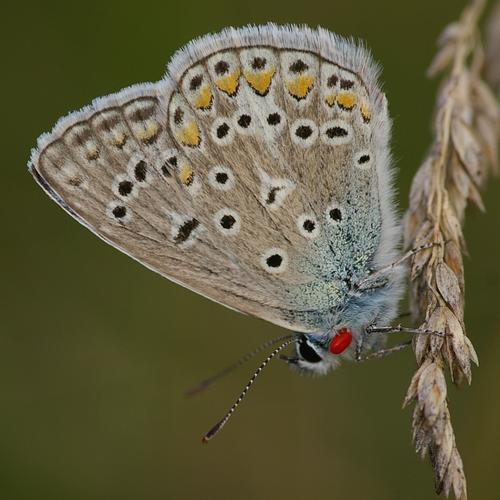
[215,70,240,96]
[112,131,126,147]
[244,68,275,95]
[194,85,213,109]
[286,75,315,99]
[360,103,371,123]
[337,92,357,110]
[179,163,194,186]
[177,121,200,147]
[135,121,160,142]
[325,93,336,107]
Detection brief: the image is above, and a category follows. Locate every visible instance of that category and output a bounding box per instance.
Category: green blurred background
[2,0,500,499]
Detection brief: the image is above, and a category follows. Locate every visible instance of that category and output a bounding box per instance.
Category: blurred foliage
[1,0,499,499]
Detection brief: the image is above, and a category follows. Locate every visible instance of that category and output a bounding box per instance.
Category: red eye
[329,328,353,355]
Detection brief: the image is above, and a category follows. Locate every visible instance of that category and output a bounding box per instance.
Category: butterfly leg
[365,324,446,338]
[357,340,412,362]
[355,242,437,292]
[355,324,445,362]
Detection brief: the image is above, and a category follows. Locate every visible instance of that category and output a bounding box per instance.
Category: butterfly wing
[29,25,399,333]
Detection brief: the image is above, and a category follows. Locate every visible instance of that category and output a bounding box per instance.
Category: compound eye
[329,328,353,355]
[298,335,323,363]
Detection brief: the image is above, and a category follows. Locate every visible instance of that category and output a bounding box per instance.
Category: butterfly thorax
[285,257,404,375]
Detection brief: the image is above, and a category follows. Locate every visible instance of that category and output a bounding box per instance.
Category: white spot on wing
[168,211,203,249]
[325,202,343,225]
[208,165,235,191]
[290,119,318,147]
[355,150,373,169]
[297,214,320,239]
[321,120,353,146]
[213,208,241,236]
[260,248,288,274]
[258,169,295,210]
[210,117,235,146]
[106,201,133,224]
[112,174,138,200]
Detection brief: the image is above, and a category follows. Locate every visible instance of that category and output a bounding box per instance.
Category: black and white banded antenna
[202,335,296,443]
[185,333,296,397]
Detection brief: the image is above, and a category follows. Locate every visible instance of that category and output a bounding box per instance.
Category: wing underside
[29,25,398,333]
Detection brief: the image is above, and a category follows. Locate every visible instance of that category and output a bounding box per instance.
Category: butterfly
[28,24,425,441]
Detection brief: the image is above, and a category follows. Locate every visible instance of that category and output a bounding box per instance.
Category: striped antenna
[202,336,296,443]
[186,333,296,397]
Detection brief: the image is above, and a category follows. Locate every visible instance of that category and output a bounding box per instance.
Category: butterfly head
[284,328,354,375]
